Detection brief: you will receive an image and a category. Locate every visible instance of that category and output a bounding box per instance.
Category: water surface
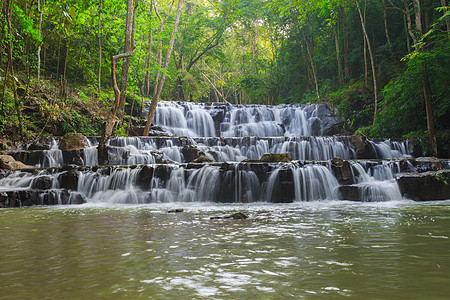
[1,201,450,299]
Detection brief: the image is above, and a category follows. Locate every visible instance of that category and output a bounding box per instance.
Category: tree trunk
[144,1,153,97]
[355,0,378,125]
[98,0,138,164]
[304,35,320,101]
[422,68,438,157]
[342,5,350,78]
[117,0,138,121]
[37,0,43,81]
[334,25,344,85]
[5,0,23,136]
[363,0,368,88]
[143,0,183,136]
[98,0,103,94]
[382,0,395,58]
[440,0,450,33]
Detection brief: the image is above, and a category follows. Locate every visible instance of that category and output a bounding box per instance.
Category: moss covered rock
[59,133,89,151]
[260,153,293,162]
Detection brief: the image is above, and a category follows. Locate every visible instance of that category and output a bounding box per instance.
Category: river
[1,200,450,299]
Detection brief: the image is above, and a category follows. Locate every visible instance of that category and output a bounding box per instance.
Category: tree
[98,0,139,164]
[143,0,183,136]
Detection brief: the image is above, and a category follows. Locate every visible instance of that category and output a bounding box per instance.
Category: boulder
[339,185,362,201]
[331,157,353,185]
[192,155,215,163]
[58,170,79,190]
[260,153,293,163]
[181,145,204,163]
[0,155,30,171]
[349,136,375,159]
[59,133,89,151]
[62,149,85,166]
[397,170,450,201]
[27,137,53,150]
[32,176,53,190]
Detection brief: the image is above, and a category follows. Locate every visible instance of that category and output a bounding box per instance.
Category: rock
[136,165,154,190]
[331,157,345,166]
[260,153,292,163]
[349,136,376,159]
[210,212,249,220]
[168,209,184,213]
[181,145,205,163]
[105,146,129,165]
[413,157,443,172]
[397,170,450,201]
[27,137,53,150]
[192,155,215,163]
[32,176,53,190]
[59,133,89,151]
[331,157,353,185]
[58,170,79,190]
[62,149,85,166]
[310,118,322,136]
[0,155,30,171]
[339,185,362,201]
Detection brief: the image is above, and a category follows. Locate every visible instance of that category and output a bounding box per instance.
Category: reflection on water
[1,201,450,299]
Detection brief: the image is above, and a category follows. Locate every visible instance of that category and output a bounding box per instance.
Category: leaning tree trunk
[5,0,23,136]
[98,0,137,164]
[117,0,139,122]
[143,0,183,136]
[98,0,103,94]
[355,0,378,125]
[37,0,43,81]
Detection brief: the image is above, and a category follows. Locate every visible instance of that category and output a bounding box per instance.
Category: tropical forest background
[0,0,449,156]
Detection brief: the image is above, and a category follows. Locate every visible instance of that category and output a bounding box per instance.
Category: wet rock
[62,149,85,166]
[27,137,53,150]
[413,157,443,172]
[32,176,53,190]
[105,146,129,165]
[58,170,79,190]
[0,155,30,171]
[192,155,215,163]
[168,209,184,213]
[210,212,249,220]
[397,170,450,201]
[260,153,292,163]
[349,136,376,159]
[339,185,362,201]
[0,190,75,207]
[310,118,322,136]
[331,157,353,185]
[181,145,205,163]
[323,122,346,136]
[59,133,89,151]
[136,165,154,190]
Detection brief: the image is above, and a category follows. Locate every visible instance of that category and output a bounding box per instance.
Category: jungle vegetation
[0,0,449,156]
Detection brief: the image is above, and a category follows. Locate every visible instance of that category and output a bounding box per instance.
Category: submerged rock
[397,170,450,201]
[210,212,249,220]
[59,133,89,151]
[168,209,184,213]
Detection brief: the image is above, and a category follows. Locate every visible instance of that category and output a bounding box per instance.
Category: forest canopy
[0,0,449,156]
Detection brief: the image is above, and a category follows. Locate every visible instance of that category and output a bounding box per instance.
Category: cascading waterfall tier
[10,136,412,168]
[142,101,339,137]
[0,160,416,205]
[2,100,448,207]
